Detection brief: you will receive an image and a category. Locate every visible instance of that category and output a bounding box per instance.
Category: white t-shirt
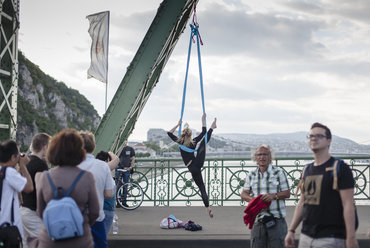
[0,166,27,235]
[78,154,114,222]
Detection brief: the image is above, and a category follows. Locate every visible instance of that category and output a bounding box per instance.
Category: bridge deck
[107,205,370,247]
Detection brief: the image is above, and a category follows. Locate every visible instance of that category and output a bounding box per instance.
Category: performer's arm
[169,120,182,133]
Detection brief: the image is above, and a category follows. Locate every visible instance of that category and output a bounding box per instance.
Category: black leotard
[167,127,213,207]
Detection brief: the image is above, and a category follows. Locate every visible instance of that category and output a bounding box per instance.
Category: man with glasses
[241,145,290,248]
[285,123,358,248]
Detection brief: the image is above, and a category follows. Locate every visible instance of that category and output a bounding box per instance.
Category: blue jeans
[115,169,130,204]
[103,210,114,235]
[91,220,107,248]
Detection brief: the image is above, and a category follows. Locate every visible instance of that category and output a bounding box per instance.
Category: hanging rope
[178,12,207,153]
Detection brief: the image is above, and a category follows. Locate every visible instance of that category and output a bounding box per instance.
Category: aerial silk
[178,22,207,153]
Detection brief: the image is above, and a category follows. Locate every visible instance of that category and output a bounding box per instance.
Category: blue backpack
[43,170,85,241]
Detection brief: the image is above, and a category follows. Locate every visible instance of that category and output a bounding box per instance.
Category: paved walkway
[108,205,370,241]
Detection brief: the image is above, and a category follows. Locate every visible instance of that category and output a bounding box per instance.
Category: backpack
[160,214,183,229]
[296,158,359,230]
[0,166,23,248]
[43,170,85,241]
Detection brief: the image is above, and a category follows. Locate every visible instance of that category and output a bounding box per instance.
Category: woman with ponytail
[167,114,217,218]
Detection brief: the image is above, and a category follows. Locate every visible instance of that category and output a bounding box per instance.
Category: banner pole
[105,11,110,112]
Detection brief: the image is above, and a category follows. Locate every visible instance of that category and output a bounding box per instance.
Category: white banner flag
[87,11,109,83]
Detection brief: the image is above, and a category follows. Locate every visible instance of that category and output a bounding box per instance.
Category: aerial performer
[166,3,216,217]
[167,114,217,218]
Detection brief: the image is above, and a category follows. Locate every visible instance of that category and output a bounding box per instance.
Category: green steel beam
[0,0,19,141]
[94,0,197,154]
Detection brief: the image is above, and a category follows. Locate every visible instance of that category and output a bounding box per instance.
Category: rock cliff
[17,52,100,150]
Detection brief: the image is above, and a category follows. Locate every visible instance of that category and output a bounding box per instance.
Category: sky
[19,0,370,144]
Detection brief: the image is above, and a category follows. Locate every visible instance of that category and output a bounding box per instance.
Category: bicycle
[115,168,144,210]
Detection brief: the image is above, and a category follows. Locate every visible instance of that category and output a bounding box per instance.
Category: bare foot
[211,118,217,129]
[207,207,214,218]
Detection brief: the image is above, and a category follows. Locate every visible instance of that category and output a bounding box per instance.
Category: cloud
[283,0,370,24]
[109,10,157,52]
[281,0,324,15]
[196,2,325,59]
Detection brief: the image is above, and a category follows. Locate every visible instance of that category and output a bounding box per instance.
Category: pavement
[107,205,370,248]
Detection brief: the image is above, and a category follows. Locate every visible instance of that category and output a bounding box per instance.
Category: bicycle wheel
[116,182,144,210]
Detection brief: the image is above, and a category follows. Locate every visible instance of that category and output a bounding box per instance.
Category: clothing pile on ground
[160,214,202,231]
[183,220,202,231]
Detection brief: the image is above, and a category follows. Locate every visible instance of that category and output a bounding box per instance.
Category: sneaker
[122,203,129,208]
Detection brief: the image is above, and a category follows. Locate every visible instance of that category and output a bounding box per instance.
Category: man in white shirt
[78,131,114,248]
[0,140,33,238]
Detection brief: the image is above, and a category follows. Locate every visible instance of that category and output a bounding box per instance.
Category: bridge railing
[130,156,370,206]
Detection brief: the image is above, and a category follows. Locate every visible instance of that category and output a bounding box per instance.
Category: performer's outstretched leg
[187,118,217,218]
[194,118,217,169]
[194,128,212,167]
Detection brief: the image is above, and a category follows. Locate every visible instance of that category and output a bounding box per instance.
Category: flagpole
[105,79,108,111]
[105,11,110,112]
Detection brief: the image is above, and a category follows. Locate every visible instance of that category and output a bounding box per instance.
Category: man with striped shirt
[241,144,290,248]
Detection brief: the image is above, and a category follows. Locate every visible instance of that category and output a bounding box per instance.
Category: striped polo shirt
[243,165,290,220]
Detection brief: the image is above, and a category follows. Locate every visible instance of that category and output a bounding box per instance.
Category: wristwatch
[275,193,278,200]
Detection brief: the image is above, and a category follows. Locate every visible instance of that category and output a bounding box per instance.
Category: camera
[265,219,276,228]
[20,153,25,157]
[261,215,276,228]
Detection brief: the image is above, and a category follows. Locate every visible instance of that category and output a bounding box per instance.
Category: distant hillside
[147,128,227,150]
[17,52,100,150]
[218,132,370,154]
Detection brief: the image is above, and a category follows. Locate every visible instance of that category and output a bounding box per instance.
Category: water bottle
[112,214,118,234]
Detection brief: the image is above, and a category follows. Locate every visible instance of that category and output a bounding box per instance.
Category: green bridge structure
[93,0,198,154]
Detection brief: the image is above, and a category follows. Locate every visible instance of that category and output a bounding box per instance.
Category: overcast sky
[19,0,370,144]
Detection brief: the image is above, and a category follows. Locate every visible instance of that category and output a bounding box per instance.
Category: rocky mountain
[17,52,100,150]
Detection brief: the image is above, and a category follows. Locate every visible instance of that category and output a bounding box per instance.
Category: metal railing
[130,156,370,206]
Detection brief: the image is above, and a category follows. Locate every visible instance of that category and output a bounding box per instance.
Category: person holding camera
[0,140,33,239]
[241,145,290,248]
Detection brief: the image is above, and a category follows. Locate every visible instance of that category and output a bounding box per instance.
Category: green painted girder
[94,0,197,154]
[0,0,19,141]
